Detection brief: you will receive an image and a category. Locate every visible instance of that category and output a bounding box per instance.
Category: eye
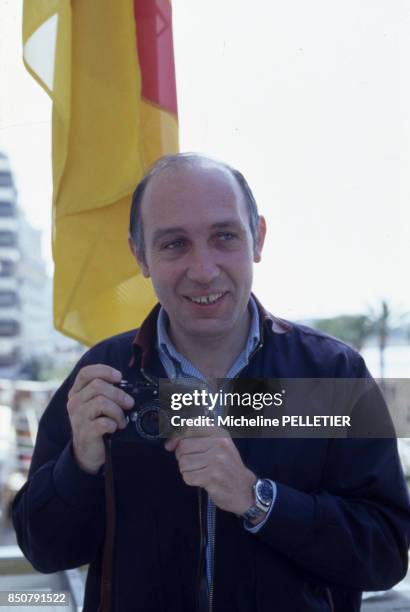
[162,239,186,250]
[216,232,236,241]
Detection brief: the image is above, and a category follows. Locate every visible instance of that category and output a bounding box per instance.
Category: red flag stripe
[133,0,178,116]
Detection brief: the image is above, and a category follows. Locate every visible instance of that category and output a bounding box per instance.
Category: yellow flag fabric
[23,0,178,346]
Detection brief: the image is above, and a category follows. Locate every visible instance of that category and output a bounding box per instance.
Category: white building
[0,153,21,376]
[18,216,55,367]
[0,152,82,379]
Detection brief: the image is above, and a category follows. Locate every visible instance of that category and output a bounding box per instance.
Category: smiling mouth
[185,292,226,305]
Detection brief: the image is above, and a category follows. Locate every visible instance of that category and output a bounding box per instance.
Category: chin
[186,321,231,338]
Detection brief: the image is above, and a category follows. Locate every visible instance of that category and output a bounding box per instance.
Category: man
[13,154,410,611]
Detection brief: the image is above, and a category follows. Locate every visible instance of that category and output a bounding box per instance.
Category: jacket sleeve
[12,368,106,573]
[256,436,410,590]
[253,358,410,590]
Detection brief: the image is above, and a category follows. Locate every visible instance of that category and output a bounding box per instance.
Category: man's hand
[67,365,135,474]
[165,429,256,516]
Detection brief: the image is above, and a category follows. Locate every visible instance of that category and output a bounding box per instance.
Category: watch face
[256,479,273,506]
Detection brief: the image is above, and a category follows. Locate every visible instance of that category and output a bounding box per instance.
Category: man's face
[131,162,265,343]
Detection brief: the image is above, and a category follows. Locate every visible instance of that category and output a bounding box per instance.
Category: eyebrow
[151,227,187,247]
[210,221,242,230]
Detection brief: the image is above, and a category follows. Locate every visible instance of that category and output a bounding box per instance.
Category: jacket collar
[130,293,292,370]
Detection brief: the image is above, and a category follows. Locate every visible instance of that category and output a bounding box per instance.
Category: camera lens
[134,402,170,439]
[137,403,160,438]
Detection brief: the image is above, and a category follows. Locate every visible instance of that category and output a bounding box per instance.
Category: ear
[253,216,266,263]
[128,236,150,278]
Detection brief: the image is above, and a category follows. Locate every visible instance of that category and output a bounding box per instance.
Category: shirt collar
[156,296,260,380]
[129,293,292,371]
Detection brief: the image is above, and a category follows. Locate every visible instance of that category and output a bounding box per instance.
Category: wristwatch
[241,478,274,524]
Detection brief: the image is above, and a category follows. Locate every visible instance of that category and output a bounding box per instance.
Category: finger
[164,437,180,452]
[70,365,122,396]
[174,438,215,462]
[88,397,129,429]
[178,451,210,473]
[91,416,120,437]
[180,425,228,440]
[79,378,134,410]
[69,396,128,431]
[174,432,228,459]
[177,433,235,463]
[74,416,120,451]
[165,426,229,453]
[181,466,208,488]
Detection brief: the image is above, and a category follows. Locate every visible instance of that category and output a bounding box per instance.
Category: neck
[169,309,251,379]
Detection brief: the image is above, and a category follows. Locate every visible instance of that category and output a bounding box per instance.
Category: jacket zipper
[208,502,216,612]
[196,488,206,612]
[233,340,264,381]
[325,587,335,612]
[207,339,265,612]
[142,340,266,612]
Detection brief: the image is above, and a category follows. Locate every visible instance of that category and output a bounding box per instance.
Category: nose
[185,245,220,285]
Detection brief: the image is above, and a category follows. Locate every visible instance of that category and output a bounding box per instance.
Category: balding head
[129,153,260,264]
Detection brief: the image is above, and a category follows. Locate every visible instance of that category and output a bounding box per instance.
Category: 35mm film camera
[113,378,222,441]
[115,379,168,440]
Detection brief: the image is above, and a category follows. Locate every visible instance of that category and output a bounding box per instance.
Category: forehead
[140,162,249,232]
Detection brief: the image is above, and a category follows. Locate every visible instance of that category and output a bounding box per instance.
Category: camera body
[112,378,214,441]
[115,379,164,440]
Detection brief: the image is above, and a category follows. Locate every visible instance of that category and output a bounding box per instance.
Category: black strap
[98,435,115,612]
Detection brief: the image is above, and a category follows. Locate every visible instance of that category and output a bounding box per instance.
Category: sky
[0,0,409,321]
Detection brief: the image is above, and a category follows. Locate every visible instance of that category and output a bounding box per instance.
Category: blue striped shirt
[156,297,276,591]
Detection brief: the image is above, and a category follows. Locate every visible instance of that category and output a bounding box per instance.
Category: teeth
[189,293,224,305]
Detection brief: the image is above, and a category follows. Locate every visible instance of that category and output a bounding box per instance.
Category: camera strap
[98,434,116,612]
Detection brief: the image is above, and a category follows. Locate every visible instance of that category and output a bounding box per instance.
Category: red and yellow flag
[23,0,178,346]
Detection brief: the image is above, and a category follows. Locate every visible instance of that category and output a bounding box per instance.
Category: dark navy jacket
[12,299,410,611]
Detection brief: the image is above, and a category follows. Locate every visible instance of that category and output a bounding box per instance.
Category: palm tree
[367,300,410,378]
[314,314,373,351]
[314,302,410,378]
[375,301,389,379]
